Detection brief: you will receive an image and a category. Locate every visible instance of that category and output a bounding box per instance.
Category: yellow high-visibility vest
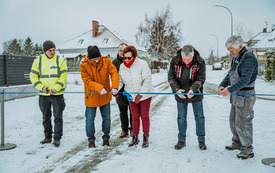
[30,54,68,96]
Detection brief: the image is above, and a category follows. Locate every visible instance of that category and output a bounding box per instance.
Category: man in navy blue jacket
[219,35,258,159]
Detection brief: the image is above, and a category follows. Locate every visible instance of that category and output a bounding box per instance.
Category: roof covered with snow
[57,25,146,52]
[249,32,271,41]
[252,30,275,49]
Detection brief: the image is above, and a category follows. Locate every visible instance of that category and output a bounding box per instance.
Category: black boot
[40,138,52,144]
[199,141,207,150]
[53,139,60,147]
[174,141,186,150]
[128,135,139,147]
[142,135,149,148]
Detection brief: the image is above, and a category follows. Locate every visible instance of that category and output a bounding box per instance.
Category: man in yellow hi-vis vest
[30,40,68,147]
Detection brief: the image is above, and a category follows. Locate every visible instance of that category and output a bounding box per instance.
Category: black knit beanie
[87,46,101,59]
[43,40,56,52]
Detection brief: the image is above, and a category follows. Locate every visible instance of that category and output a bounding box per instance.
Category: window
[78,39,84,44]
[102,38,109,44]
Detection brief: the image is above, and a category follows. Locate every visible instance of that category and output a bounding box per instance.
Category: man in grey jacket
[219,35,258,159]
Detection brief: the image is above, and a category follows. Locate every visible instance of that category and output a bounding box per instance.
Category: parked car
[212,62,222,70]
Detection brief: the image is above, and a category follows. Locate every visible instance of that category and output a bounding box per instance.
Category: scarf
[123,57,136,68]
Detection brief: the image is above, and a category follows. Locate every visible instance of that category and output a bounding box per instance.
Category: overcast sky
[0,0,274,58]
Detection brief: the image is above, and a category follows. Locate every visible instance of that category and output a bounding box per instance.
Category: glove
[100,88,107,95]
[135,94,143,104]
[187,89,194,98]
[176,89,186,99]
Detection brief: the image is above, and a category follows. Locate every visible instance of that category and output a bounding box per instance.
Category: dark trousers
[118,104,132,132]
[39,95,65,140]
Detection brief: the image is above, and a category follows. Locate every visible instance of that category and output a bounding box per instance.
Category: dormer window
[102,38,109,44]
[78,39,84,44]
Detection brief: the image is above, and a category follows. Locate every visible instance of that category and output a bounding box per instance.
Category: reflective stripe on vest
[39,55,60,78]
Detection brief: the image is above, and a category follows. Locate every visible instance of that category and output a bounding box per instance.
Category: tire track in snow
[37,81,170,173]
[65,84,171,173]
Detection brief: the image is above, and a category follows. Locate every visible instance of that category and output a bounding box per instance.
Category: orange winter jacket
[80,55,119,107]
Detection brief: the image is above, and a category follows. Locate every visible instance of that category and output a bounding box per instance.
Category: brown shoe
[225,145,240,150]
[119,132,128,138]
[88,141,96,148]
[103,140,110,146]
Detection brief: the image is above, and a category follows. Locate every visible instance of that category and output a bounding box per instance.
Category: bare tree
[136,5,182,63]
[235,23,254,42]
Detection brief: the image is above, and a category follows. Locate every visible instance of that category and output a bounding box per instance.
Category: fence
[0,55,36,87]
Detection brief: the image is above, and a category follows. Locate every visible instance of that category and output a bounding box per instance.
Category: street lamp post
[214,5,233,36]
[210,34,219,60]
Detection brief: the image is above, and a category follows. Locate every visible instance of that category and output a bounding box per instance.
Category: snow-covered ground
[0,67,274,173]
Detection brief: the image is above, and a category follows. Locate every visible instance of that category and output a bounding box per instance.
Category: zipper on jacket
[189,67,193,80]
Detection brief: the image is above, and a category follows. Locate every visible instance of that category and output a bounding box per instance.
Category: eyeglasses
[124,56,133,60]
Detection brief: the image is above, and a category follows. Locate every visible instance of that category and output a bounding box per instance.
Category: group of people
[30,35,258,160]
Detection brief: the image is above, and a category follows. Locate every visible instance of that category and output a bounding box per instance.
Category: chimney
[92,20,99,37]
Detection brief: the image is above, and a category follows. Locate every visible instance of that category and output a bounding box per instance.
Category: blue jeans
[85,103,111,142]
[177,101,205,142]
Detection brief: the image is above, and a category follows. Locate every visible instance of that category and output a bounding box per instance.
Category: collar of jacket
[174,48,202,65]
[116,53,124,62]
[44,53,55,59]
[236,47,248,61]
[124,57,137,68]
[83,55,104,69]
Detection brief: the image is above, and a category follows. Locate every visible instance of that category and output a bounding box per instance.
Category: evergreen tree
[34,43,43,56]
[266,49,275,81]
[136,5,182,64]
[23,37,34,56]
[6,39,23,56]
[2,38,42,56]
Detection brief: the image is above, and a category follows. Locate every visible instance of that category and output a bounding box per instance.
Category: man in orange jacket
[80,45,119,148]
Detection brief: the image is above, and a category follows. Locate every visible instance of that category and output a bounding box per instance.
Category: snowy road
[0,72,275,173]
